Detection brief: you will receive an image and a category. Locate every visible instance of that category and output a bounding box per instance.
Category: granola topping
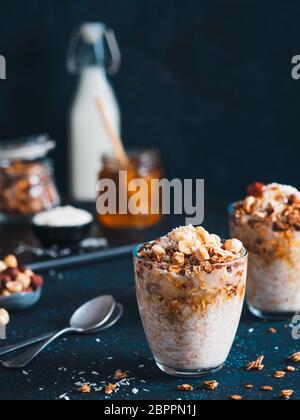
[138,225,245,274]
[232,183,300,232]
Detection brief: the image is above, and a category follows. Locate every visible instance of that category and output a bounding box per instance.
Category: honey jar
[97,149,163,229]
[0,135,61,217]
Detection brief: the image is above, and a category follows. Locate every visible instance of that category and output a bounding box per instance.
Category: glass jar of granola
[134,225,248,377]
[0,135,60,218]
[229,182,300,319]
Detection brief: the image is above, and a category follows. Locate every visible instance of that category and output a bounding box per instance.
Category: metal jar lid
[0,134,56,164]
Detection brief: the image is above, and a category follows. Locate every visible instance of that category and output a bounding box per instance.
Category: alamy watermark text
[0,55,6,80]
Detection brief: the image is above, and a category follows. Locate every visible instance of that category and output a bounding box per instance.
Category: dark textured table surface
[0,253,299,401]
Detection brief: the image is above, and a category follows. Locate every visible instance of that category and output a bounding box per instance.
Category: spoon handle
[0,331,57,356]
[2,327,78,369]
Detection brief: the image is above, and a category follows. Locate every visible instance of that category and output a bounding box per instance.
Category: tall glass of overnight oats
[134,225,248,377]
[229,182,300,319]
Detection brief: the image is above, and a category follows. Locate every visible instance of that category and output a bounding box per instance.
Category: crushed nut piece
[173,252,185,266]
[268,327,277,334]
[103,384,117,395]
[245,355,265,371]
[286,366,296,372]
[202,380,219,390]
[0,308,10,326]
[78,384,91,394]
[245,384,254,390]
[243,196,256,214]
[280,390,294,400]
[3,255,18,269]
[229,395,242,400]
[274,371,286,379]
[177,384,193,391]
[287,352,300,363]
[261,386,273,392]
[114,370,128,380]
[224,239,243,254]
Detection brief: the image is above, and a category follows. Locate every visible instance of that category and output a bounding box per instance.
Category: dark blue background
[0,0,300,210]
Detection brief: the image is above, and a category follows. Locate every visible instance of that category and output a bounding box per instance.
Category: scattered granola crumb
[114,370,128,380]
[274,371,286,379]
[78,384,91,394]
[245,384,254,390]
[132,388,139,394]
[202,380,219,390]
[261,386,273,392]
[103,384,117,395]
[286,366,296,372]
[280,390,294,400]
[245,355,265,371]
[229,395,242,400]
[287,352,300,363]
[268,327,277,334]
[177,384,193,391]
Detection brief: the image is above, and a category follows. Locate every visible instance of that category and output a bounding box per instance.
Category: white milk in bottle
[67,22,121,202]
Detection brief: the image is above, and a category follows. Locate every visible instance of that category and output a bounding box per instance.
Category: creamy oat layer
[231,182,300,313]
[135,226,247,372]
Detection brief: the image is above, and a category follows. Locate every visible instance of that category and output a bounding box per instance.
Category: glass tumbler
[133,244,248,377]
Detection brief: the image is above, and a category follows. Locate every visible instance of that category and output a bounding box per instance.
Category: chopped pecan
[114,370,128,380]
[261,386,273,392]
[287,352,300,363]
[229,395,242,400]
[274,371,286,379]
[78,384,91,394]
[177,384,193,391]
[202,380,219,390]
[103,384,117,395]
[245,355,265,371]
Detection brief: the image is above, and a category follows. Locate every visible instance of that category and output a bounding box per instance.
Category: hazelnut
[224,239,243,254]
[0,308,10,326]
[3,255,18,269]
[195,226,210,243]
[178,239,201,255]
[15,273,31,290]
[243,196,256,214]
[0,261,7,273]
[152,245,166,258]
[6,281,23,294]
[195,244,210,261]
[1,290,11,297]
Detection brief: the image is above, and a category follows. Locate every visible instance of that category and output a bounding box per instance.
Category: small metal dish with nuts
[0,255,43,311]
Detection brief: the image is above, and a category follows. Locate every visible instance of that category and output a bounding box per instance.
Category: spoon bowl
[70,295,116,330]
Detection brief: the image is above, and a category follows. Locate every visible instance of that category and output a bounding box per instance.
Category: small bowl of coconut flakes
[32,206,93,246]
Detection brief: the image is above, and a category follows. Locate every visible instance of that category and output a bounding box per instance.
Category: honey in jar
[97,150,163,229]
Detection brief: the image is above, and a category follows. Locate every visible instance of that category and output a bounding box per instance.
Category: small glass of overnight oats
[229,182,300,320]
[133,225,248,377]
